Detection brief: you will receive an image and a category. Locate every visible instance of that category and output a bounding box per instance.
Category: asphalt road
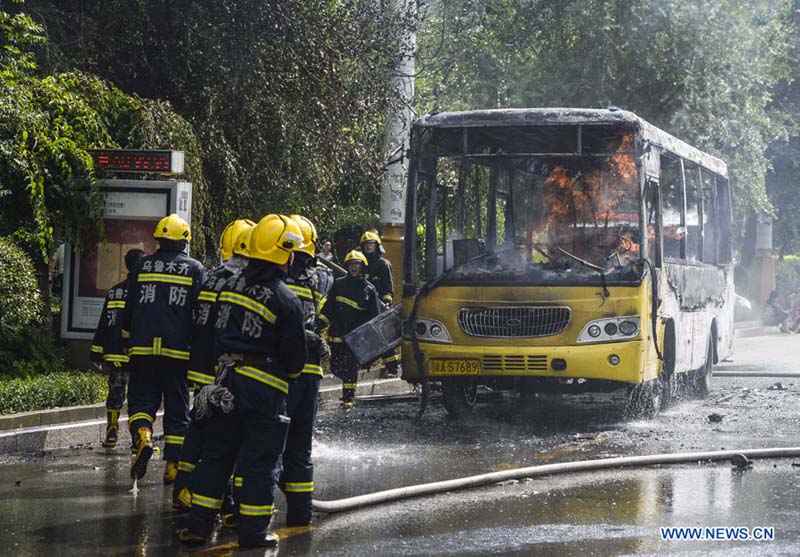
[2,333,799,556]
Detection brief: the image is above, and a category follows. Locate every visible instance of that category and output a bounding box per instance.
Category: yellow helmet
[233,225,254,257]
[154,213,191,241]
[343,250,368,267]
[249,214,303,264]
[219,219,256,261]
[359,231,381,245]
[290,214,318,257]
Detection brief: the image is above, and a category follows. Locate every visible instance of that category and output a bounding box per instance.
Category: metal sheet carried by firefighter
[344,304,402,367]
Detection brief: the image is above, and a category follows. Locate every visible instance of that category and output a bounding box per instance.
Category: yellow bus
[400,108,734,418]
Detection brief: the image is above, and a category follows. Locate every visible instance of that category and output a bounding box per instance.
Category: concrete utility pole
[752,214,775,306]
[380,0,416,302]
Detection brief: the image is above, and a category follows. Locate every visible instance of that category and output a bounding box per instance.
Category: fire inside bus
[399,108,734,418]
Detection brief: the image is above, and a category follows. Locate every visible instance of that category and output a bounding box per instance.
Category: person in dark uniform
[122,213,206,483]
[90,248,144,449]
[172,219,254,510]
[275,214,329,527]
[320,249,382,409]
[360,230,400,377]
[180,214,306,548]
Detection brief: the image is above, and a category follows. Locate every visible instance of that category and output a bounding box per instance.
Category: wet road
[2,334,800,555]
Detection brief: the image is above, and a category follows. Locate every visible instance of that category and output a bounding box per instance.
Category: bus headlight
[578,316,640,343]
[403,318,453,344]
[619,320,638,335]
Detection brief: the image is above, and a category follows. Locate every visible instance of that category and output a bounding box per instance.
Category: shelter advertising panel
[61,180,192,339]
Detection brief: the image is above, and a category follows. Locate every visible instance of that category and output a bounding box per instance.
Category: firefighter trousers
[103,361,129,410]
[186,370,289,544]
[331,344,359,403]
[127,355,190,462]
[279,373,320,526]
[172,406,205,502]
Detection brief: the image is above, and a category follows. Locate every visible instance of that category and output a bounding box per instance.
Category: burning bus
[399,108,734,418]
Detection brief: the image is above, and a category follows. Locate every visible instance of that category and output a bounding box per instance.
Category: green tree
[24,0,417,240]
[0,8,208,325]
[417,0,787,235]
[766,0,800,256]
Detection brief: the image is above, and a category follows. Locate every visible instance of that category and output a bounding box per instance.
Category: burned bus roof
[413,108,727,177]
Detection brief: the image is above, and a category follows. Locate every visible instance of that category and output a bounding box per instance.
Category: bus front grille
[482,354,548,372]
[458,306,571,338]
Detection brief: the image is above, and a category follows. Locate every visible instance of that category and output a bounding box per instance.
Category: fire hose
[311,446,800,514]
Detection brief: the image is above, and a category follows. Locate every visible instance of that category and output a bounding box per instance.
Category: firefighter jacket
[211,260,306,395]
[364,253,394,305]
[314,261,334,298]
[186,257,246,386]
[320,274,382,341]
[287,262,327,378]
[90,276,131,366]
[122,247,206,362]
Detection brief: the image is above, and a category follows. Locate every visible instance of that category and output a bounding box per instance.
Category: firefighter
[275,214,329,526]
[360,230,400,377]
[180,214,306,548]
[91,248,144,449]
[320,250,382,409]
[173,219,255,509]
[122,213,206,483]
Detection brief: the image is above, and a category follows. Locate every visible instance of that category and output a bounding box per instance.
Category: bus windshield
[414,126,645,285]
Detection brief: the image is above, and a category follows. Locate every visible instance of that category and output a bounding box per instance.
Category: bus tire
[690,338,714,398]
[660,373,675,410]
[625,379,662,420]
[441,378,479,418]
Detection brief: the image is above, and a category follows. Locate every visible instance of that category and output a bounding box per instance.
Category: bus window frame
[645,176,663,268]
[404,117,731,286]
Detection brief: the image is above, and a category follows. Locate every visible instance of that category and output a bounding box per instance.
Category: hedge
[0,235,44,334]
[0,372,107,415]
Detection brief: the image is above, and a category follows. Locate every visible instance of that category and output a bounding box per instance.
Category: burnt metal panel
[344,305,402,367]
[664,260,727,310]
[413,108,727,178]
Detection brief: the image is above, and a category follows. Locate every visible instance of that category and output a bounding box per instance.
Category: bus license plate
[430,359,480,375]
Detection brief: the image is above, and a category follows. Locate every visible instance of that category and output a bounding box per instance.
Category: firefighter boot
[178,529,207,546]
[102,409,120,448]
[163,461,178,485]
[173,486,192,512]
[222,513,240,529]
[285,493,313,527]
[130,427,154,480]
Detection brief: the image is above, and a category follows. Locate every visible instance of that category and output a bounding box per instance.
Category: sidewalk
[0,369,412,456]
[733,319,776,338]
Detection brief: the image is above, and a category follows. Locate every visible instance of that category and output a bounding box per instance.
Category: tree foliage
[0,235,43,334]
[766,0,800,256]
[416,0,789,237]
[0,8,208,263]
[24,0,417,241]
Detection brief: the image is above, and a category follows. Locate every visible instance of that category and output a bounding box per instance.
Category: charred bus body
[399,108,734,417]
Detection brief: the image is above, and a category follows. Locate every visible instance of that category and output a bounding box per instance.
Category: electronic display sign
[88,149,185,174]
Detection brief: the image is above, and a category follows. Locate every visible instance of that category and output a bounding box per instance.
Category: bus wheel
[690,339,714,398]
[441,378,479,418]
[625,379,662,420]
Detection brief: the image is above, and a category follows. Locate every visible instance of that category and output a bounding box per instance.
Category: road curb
[0,376,413,455]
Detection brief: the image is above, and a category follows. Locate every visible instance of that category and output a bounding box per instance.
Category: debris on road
[708,413,724,423]
[768,382,787,391]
